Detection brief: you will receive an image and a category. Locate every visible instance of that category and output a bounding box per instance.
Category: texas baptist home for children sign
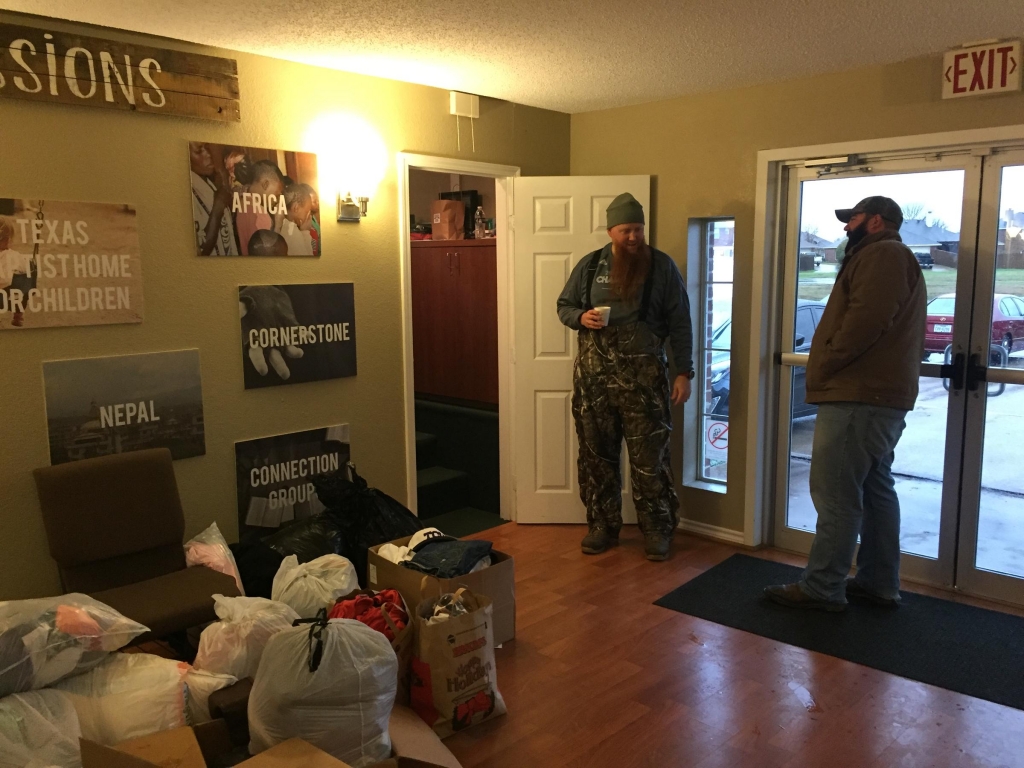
[0,22,239,121]
[0,198,143,330]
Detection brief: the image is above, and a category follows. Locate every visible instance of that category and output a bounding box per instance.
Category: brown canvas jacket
[805,230,927,411]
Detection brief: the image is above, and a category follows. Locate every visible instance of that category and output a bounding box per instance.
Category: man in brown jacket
[766,196,926,612]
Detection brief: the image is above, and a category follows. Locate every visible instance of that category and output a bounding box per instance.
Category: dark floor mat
[655,553,1024,711]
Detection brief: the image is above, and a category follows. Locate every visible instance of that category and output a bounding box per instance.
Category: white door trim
[749,123,1024,548]
[396,153,521,519]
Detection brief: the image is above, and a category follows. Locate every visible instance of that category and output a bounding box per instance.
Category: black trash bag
[262,514,346,564]
[313,463,423,586]
[230,539,284,599]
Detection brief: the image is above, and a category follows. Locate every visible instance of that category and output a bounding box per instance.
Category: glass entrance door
[772,147,1024,604]
[954,151,1024,604]
[773,156,979,588]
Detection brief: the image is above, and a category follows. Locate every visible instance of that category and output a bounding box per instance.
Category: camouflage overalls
[572,320,679,537]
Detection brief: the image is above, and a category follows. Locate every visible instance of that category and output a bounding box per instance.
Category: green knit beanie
[606,192,645,229]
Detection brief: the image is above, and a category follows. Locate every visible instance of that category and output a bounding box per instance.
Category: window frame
[684,217,735,491]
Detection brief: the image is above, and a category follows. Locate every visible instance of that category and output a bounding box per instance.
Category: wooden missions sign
[0,23,239,122]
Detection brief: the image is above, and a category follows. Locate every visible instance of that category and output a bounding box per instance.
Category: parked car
[709,300,824,419]
[924,293,1024,355]
[914,252,934,269]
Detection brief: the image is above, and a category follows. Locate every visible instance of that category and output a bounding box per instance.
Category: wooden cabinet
[411,239,498,405]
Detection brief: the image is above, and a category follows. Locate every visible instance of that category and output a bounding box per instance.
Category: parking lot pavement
[787,459,942,559]
[785,369,1024,579]
[789,372,1024,496]
[788,458,1024,578]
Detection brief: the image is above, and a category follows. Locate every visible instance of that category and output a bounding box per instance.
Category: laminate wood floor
[445,524,1024,768]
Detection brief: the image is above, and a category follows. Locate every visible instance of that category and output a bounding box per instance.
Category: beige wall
[409,169,452,226]
[0,12,569,600]
[571,53,1024,534]
[458,175,497,225]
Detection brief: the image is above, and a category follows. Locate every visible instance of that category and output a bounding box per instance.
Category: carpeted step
[415,431,438,469]
[416,466,470,519]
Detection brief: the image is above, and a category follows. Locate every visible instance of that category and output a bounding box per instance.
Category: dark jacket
[556,245,693,373]
[805,230,927,411]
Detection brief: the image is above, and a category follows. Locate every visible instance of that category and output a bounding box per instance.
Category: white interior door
[512,175,651,524]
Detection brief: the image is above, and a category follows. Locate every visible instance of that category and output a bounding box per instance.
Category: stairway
[414,402,507,538]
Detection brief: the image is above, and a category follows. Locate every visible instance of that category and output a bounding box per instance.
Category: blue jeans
[799,402,908,603]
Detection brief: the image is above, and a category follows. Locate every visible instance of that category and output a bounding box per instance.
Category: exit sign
[942,41,1021,99]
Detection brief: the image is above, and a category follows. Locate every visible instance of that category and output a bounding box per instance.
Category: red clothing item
[329,589,408,641]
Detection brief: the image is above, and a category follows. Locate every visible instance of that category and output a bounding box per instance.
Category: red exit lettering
[946,43,1019,96]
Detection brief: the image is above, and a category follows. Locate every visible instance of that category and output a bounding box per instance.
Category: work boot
[845,579,900,608]
[644,531,672,561]
[763,583,846,613]
[581,525,619,554]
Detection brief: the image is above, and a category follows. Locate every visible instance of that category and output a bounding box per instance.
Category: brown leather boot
[764,583,847,612]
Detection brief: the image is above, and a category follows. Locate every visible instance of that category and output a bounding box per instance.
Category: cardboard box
[82,727,350,767]
[371,706,462,768]
[81,707,462,768]
[367,537,515,646]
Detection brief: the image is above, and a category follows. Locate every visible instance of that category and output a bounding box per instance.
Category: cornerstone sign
[0,22,240,121]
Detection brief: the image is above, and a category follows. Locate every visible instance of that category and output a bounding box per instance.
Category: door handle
[967,346,1009,396]
[966,352,986,392]
[941,351,965,391]
[447,252,453,276]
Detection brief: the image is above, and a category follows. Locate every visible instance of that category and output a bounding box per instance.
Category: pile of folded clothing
[376,528,493,579]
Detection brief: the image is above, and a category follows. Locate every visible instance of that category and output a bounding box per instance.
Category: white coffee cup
[594,306,611,327]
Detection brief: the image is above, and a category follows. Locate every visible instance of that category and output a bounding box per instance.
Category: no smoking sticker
[706,421,729,457]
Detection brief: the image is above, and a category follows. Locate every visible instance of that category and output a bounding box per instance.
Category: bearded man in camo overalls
[557,194,694,561]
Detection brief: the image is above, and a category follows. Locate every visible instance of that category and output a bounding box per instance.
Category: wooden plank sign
[0,22,239,121]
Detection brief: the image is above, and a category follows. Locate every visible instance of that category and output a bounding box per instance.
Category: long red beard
[610,243,651,301]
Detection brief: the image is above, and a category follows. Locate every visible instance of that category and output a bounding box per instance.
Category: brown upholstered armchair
[33,447,239,640]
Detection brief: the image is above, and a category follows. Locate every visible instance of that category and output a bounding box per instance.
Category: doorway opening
[397,155,519,536]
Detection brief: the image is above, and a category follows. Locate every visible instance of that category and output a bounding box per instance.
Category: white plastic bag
[0,689,81,768]
[193,595,299,680]
[185,667,237,724]
[53,652,189,745]
[184,522,244,595]
[0,594,148,698]
[248,617,397,767]
[271,555,358,619]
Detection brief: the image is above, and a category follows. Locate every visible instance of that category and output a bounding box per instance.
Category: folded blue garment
[401,540,493,579]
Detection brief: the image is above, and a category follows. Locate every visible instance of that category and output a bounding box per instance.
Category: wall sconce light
[337,192,369,222]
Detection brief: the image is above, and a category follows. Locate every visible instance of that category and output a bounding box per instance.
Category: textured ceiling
[5,1,1024,113]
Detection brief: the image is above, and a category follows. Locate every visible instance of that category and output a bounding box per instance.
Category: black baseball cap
[835,196,904,229]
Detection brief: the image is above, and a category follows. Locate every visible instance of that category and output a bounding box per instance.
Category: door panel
[454,245,499,404]
[955,152,1024,603]
[534,253,573,358]
[513,175,650,524]
[411,245,459,400]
